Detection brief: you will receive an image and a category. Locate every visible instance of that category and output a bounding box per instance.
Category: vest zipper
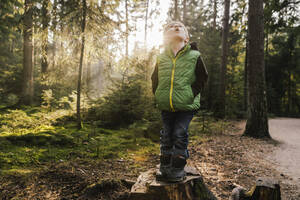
[169,58,177,112]
[169,45,189,112]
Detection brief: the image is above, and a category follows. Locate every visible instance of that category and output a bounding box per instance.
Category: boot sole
[156,174,186,183]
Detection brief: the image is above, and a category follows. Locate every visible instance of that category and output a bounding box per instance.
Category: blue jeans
[160,110,196,159]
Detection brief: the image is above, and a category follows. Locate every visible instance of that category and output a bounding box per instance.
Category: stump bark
[129,166,216,200]
[230,177,281,200]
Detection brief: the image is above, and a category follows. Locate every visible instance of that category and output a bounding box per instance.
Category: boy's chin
[169,36,186,43]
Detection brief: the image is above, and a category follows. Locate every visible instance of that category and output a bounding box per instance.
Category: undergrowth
[0,107,159,175]
[0,107,230,176]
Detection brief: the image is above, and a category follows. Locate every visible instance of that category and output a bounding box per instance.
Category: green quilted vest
[155,44,201,112]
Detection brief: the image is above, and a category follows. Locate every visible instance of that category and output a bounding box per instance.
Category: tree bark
[22,0,34,105]
[216,0,230,118]
[144,0,149,48]
[41,0,49,73]
[130,166,217,200]
[213,0,217,30]
[243,0,270,138]
[244,33,248,112]
[125,0,129,57]
[174,0,179,21]
[183,0,187,24]
[51,0,57,69]
[231,177,281,200]
[77,0,87,129]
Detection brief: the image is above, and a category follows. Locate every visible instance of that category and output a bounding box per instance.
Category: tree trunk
[86,60,91,91]
[243,0,270,138]
[130,166,217,200]
[22,0,34,105]
[216,0,230,118]
[231,177,281,200]
[41,0,49,73]
[77,0,87,129]
[244,33,248,112]
[213,0,217,30]
[174,0,179,21]
[51,0,57,69]
[125,0,129,57]
[144,0,149,48]
[183,0,187,24]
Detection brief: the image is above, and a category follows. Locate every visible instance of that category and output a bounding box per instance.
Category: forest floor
[0,117,299,199]
[267,118,300,186]
[189,118,300,200]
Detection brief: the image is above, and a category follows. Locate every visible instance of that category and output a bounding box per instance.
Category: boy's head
[163,21,189,45]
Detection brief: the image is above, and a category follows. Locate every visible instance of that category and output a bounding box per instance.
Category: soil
[0,118,299,200]
[267,118,300,185]
[189,118,300,200]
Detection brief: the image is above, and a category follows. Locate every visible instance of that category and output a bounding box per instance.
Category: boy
[151,21,208,182]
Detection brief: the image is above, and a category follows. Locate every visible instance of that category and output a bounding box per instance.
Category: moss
[0,108,162,174]
[83,179,127,198]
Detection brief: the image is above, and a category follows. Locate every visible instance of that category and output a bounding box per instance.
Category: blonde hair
[163,21,189,45]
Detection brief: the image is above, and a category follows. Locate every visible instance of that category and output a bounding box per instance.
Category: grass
[0,107,159,176]
[0,107,230,176]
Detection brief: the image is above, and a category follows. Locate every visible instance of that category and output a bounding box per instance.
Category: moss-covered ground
[0,107,165,176]
[0,107,235,199]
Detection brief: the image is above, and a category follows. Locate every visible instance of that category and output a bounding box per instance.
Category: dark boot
[168,155,187,182]
[155,154,172,182]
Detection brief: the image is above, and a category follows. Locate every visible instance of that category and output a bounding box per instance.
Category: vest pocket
[173,86,194,107]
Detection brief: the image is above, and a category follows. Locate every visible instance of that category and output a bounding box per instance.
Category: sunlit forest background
[0,0,299,198]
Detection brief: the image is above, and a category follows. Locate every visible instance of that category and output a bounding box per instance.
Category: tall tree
[41,0,49,73]
[51,0,57,69]
[216,0,230,118]
[125,0,129,57]
[77,0,87,129]
[22,0,34,105]
[212,0,217,30]
[183,0,187,23]
[174,0,179,20]
[244,32,248,112]
[144,0,149,47]
[244,0,270,138]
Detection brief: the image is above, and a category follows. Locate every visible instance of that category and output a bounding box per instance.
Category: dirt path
[238,118,300,186]
[188,118,300,199]
[267,118,300,186]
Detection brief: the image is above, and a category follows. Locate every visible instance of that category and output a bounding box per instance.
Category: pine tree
[244,0,270,138]
[76,0,87,129]
[216,0,230,118]
[22,0,34,105]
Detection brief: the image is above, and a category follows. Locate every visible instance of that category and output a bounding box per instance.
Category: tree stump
[230,177,281,200]
[129,166,217,200]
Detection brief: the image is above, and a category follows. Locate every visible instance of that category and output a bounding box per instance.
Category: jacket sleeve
[151,62,158,95]
[191,55,208,97]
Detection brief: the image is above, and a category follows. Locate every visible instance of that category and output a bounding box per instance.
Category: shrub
[87,51,160,128]
[41,89,56,110]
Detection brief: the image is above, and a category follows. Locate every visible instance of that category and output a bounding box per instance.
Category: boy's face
[164,22,189,43]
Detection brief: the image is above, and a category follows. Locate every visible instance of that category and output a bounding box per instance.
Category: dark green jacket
[151,43,208,112]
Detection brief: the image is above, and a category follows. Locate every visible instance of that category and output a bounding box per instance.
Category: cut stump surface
[129,165,217,200]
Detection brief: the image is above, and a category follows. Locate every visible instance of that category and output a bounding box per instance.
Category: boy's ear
[184,38,190,44]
